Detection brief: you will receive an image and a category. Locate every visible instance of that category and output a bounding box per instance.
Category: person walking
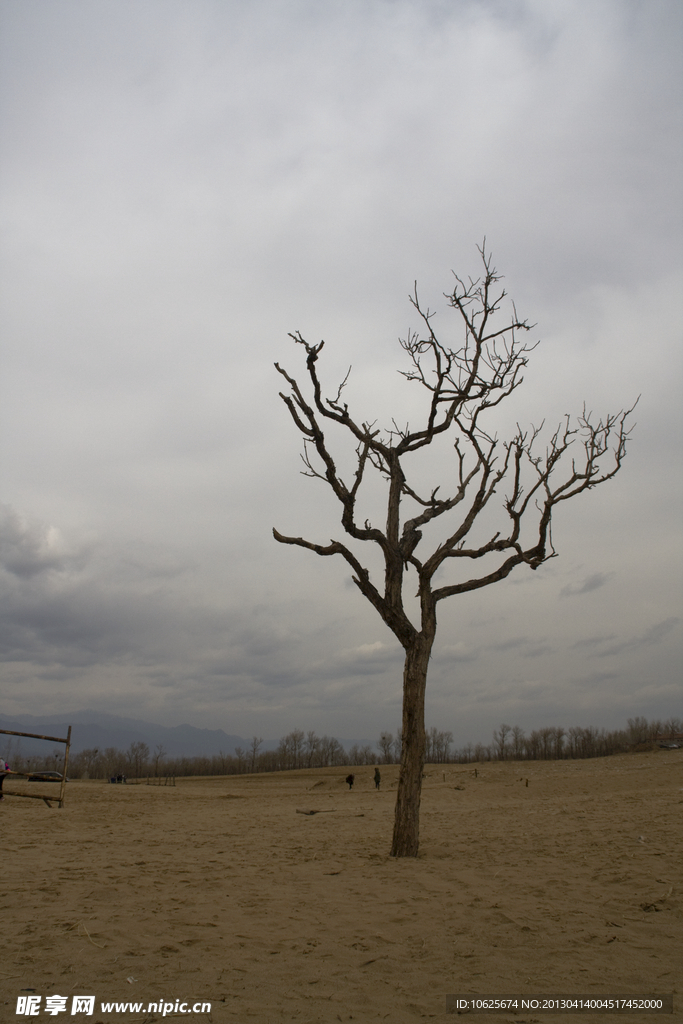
[345,773,355,790]
[374,768,381,790]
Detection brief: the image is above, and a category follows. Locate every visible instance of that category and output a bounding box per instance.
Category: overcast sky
[1,0,681,748]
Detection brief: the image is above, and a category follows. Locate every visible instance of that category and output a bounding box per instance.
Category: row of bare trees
[2,716,677,779]
[457,716,682,763]
[0,739,169,780]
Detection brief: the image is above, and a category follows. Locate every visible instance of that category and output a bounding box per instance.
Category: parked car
[29,771,69,782]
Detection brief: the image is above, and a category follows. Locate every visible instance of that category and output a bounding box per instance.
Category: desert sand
[2,749,681,1023]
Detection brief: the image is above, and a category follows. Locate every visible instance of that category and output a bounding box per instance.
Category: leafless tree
[304,730,320,767]
[392,727,403,764]
[662,717,682,741]
[76,747,101,778]
[473,742,491,763]
[627,716,649,745]
[249,736,264,772]
[126,741,150,779]
[493,723,512,760]
[426,727,454,762]
[377,731,394,763]
[347,743,360,765]
[319,734,345,766]
[278,728,305,770]
[151,744,167,777]
[511,725,525,760]
[539,727,555,760]
[325,735,347,766]
[274,245,636,856]
[552,726,566,759]
[103,746,124,778]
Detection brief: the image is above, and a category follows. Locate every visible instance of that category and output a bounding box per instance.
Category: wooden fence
[0,726,72,808]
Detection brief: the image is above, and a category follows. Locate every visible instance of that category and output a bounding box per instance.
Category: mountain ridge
[0,710,244,759]
[0,710,375,760]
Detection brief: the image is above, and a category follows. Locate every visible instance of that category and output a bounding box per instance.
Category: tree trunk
[391,634,433,857]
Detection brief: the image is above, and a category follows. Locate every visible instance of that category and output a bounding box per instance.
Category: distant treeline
[2,715,680,780]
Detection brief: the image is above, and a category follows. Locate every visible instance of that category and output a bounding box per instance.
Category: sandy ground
[1,750,681,1023]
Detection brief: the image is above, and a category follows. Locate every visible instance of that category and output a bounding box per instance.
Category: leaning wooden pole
[58,726,72,808]
[0,728,71,743]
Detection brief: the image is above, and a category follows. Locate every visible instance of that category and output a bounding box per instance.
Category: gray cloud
[0,0,680,745]
[560,572,615,598]
[435,642,479,664]
[0,504,89,579]
[595,618,682,659]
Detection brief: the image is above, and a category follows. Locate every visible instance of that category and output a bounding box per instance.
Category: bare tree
[347,744,365,766]
[319,734,342,766]
[290,728,305,767]
[425,726,437,762]
[77,747,101,778]
[426,726,453,763]
[627,716,649,746]
[493,723,512,761]
[274,245,636,856]
[103,746,124,778]
[662,717,682,741]
[552,726,566,759]
[377,731,394,763]
[361,744,376,764]
[126,741,150,779]
[392,727,403,765]
[321,735,346,766]
[511,725,525,760]
[304,730,320,767]
[539,727,555,760]
[151,744,167,777]
[249,736,264,772]
[278,729,305,770]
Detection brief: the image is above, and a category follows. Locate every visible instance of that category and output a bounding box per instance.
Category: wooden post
[58,726,71,808]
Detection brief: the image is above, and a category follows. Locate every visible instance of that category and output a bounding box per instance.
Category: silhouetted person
[374,768,381,790]
[345,773,355,789]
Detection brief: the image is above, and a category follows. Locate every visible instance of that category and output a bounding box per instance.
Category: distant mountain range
[0,710,374,760]
[0,710,245,759]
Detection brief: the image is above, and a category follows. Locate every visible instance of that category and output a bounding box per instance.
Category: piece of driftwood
[296,808,338,815]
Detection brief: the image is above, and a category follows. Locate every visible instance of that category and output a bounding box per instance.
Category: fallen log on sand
[296,808,338,815]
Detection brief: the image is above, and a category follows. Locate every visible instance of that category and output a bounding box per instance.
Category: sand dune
[2,750,681,1022]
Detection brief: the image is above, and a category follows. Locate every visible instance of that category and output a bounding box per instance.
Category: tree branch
[274,245,636,643]
[272,528,416,646]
